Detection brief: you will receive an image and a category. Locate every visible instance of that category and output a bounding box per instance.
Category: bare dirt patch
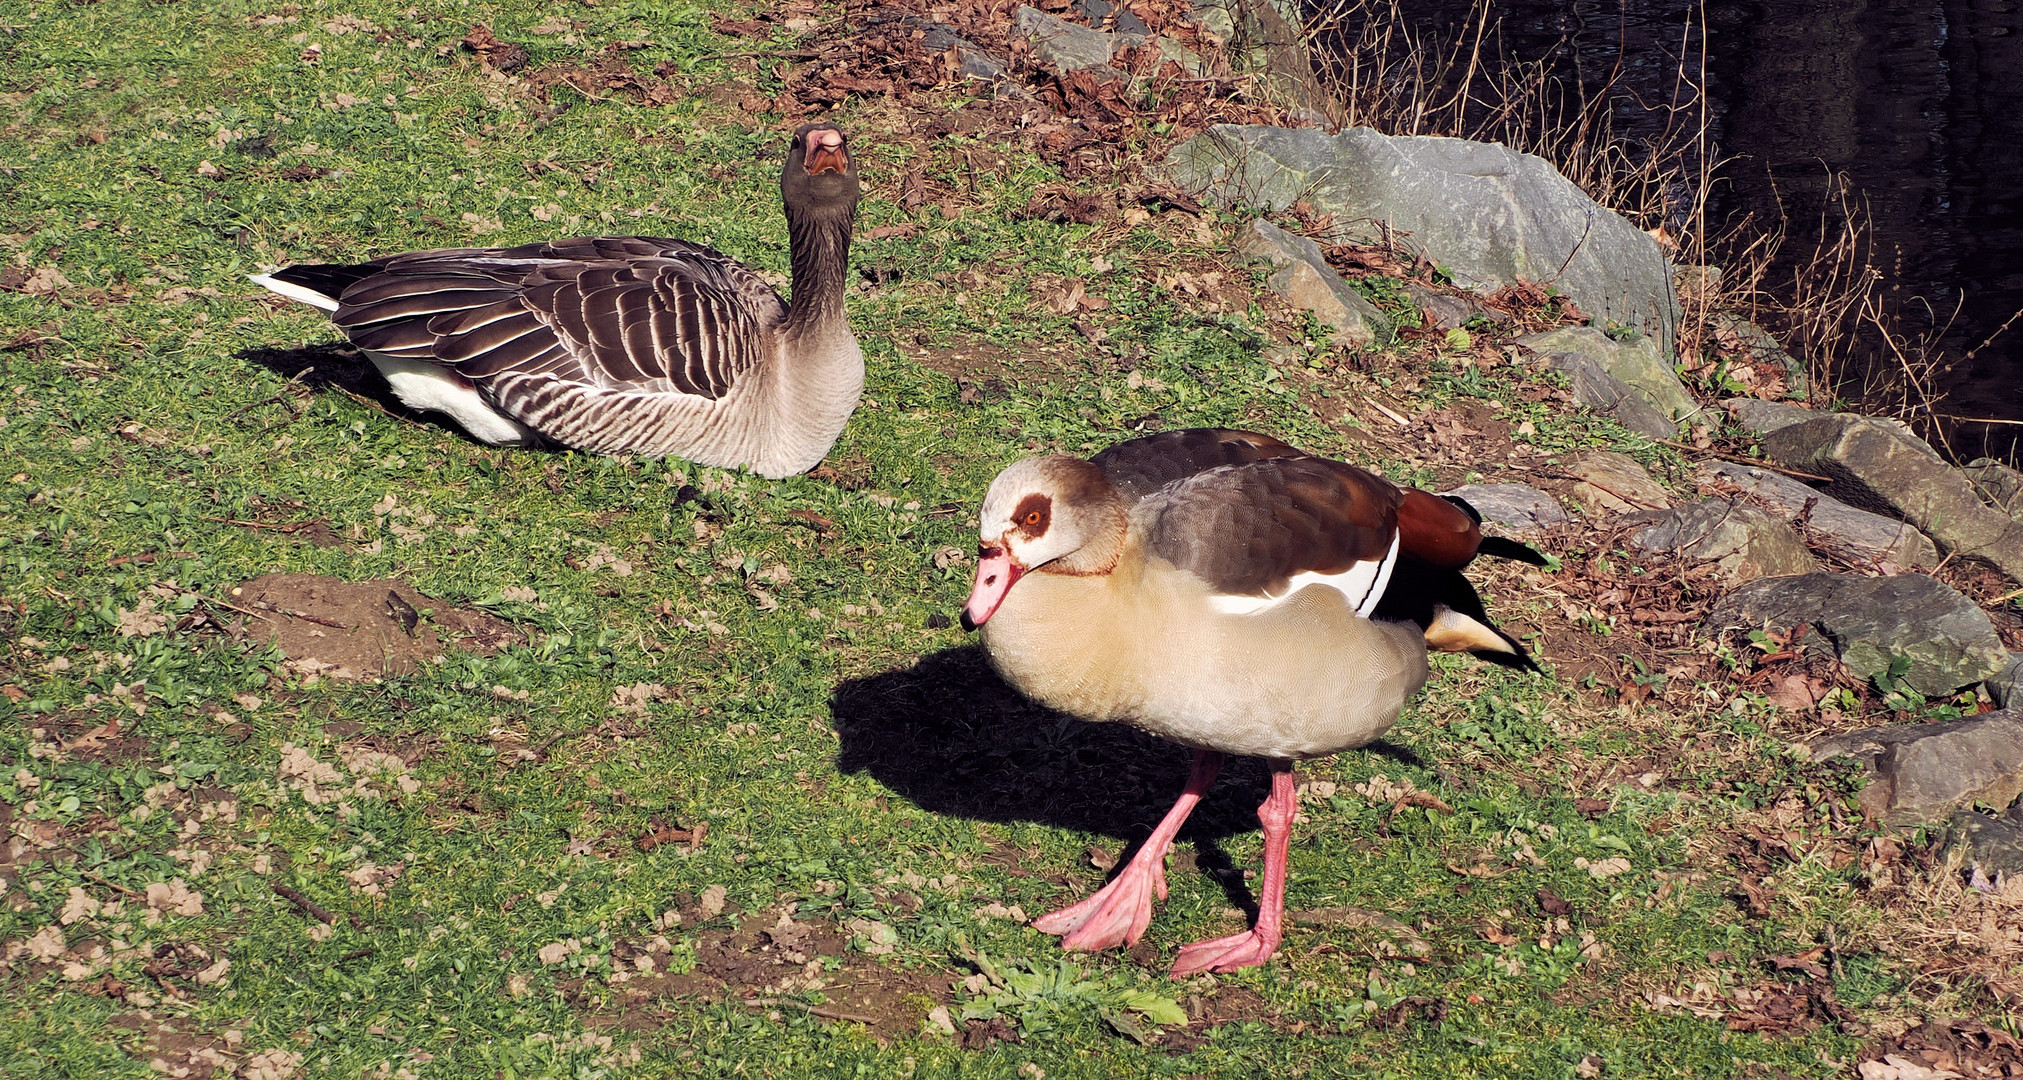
[569,909,952,1041]
[106,1012,244,1079]
[229,573,521,681]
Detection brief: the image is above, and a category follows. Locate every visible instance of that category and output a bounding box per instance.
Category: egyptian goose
[250,124,862,479]
[961,428,1541,976]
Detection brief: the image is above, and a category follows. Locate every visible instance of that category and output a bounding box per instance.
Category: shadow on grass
[235,342,470,441]
[831,643,1430,917]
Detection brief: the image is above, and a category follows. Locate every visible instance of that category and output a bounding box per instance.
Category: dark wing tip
[1471,644,1544,673]
[1439,493,1485,526]
[1477,535,1550,567]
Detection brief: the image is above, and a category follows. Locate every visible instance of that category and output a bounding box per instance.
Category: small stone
[1230,218,1389,347]
[1965,458,2023,523]
[1705,313,1808,398]
[1442,483,1569,537]
[1949,810,2023,877]
[1011,6,1119,73]
[1990,654,2023,710]
[1519,326,1697,437]
[1721,397,1821,435]
[1566,451,1672,516]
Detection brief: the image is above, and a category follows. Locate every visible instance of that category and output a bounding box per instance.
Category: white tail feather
[249,273,340,313]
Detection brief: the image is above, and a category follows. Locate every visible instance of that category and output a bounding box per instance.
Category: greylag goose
[960,428,1542,975]
[249,124,862,478]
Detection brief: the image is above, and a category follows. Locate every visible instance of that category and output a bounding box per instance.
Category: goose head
[782,123,860,215]
[962,456,1126,630]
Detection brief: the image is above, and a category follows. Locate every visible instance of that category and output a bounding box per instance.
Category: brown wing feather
[1135,457,1402,597]
[323,237,786,404]
[1090,428,1303,504]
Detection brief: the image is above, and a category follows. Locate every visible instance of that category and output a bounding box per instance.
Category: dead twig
[271,882,338,925]
[744,998,882,1025]
[82,869,142,898]
[105,552,197,567]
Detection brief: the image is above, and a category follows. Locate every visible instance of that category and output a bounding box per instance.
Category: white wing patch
[362,353,537,446]
[1207,532,1401,616]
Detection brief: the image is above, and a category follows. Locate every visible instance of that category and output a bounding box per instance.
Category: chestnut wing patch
[1091,428,1303,504]
[1135,457,1402,599]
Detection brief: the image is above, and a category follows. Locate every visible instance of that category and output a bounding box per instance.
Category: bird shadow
[234,342,463,439]
[830,644,1425,919]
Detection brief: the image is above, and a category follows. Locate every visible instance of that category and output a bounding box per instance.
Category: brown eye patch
[1011,493,1051,538]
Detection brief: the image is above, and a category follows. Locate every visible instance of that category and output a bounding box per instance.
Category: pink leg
[1171,760,1297,977]
[1033,750,1225,952]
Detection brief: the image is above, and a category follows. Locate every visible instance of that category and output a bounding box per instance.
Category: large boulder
[1566,450,1672,516]
[1760,414,2023,582]
[1708,572,2009,697]
[1624,499,1816,584]
[1519,326,1699,439]
[1159,125,1680,354]
[1808,709,2023,826]
[1442,483,1569,537]
[1231,218,1390,347]
[1697,460,1938,571]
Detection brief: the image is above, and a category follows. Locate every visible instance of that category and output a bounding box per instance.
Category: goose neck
[782,202,854,337]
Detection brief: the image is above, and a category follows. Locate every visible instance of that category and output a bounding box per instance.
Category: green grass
[0,0,1968,1076]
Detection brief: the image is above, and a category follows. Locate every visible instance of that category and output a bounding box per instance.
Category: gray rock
[1230,218,1390,348]
[1948,810,2023,877]
[1721,397,1822,436]
[1227,0,1340,124]
[876,15,1008,82]
[1519,326,1697,439]
[1965,458,2023,523]
[1442,483,1569,537]
[1143,35,1209,77]
[1706,311,1808,399]
[1708,572,2010,697]
[1696,460,1939,570]
[1566,450,1673,516]
[1403,282,1498,331]
[1761,414,2023,582]
[1624,499,1817,585]
[1158,125,1680,355]
[1991,654,2023,710]
[1077,0,1149,34]
[1012,6,1119,73]
[1185,0,1236,44]
[1808,708,2023,826]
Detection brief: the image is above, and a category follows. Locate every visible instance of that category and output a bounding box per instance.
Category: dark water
[1358,0,2023,457]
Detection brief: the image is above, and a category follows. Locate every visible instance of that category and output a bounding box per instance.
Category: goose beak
[961,546,1024,631]
[805,129,848,176]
